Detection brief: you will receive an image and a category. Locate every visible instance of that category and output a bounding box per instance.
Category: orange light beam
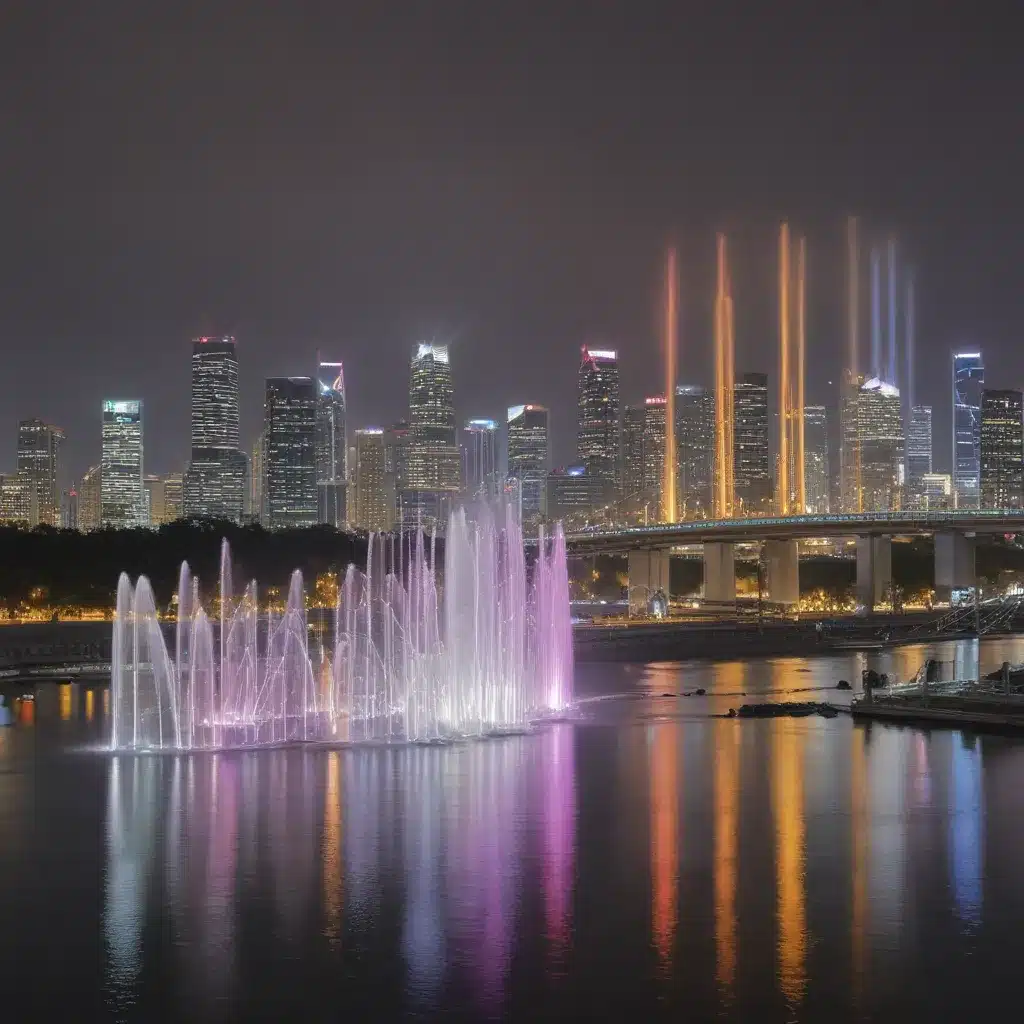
[723,237,736,516]
[796,236,806,514]
[663,248,678,523]
[778,223,791,515]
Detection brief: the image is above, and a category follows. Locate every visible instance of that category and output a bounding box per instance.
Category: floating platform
[851,690,1024,732]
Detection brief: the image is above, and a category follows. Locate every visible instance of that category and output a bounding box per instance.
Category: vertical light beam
[714,234,735,517]
[870,247,881,379]
[663,248,678,523]
[795,236,806,514]
[905,271,915,415]
[887,237,897,385]
[847,217,859,377]
[778,223,791,515]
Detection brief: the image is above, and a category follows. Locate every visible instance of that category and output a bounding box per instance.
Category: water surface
[2,637,1024,1021]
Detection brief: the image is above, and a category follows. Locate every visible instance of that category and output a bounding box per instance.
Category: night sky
[2,2,1021,482]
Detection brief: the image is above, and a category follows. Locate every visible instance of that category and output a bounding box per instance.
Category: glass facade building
[506,404,549,528]
[733,372,771,515]
[101,400,145,527]
[353,428,392,532]
[675,385,714,519]
[461,418,499,497]
[803,405,829,514]
[858,378,903,512]
[576,347,621,494]
[17,418,64,526]
[952,352,984,508]
[264,377,317,529]
[980,389,1024,509]
[316,360,347,527]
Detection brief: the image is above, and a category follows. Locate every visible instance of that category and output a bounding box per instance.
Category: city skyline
[2,7,1022,487]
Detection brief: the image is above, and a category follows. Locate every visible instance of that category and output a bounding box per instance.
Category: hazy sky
[2,1,1021,480]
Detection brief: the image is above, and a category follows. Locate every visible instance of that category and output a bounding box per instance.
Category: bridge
[564,510,1024,614]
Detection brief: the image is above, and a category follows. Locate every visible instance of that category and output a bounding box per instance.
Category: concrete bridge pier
[856,535,892,613]
[703,542,736,608]
[763,539,799,607]
[628,549,671,615]
[934,531,976,604]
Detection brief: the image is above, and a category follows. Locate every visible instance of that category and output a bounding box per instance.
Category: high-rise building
[906,405,933,496]
[576,347,621,494]
[185,337,245,522]
[101,400,145,528]
[858,378,903,512]
[78,465,101,532]
[462,419,498,497]
[546,466,607,523]
[61,489,78,530]
[675,385,714,519]
[839,369,864,513]
[143,474,163,526]
[980,389,1024,509]
[316,360,347,527]
[952,352,984,508]
[803,406,829,514]
[403,343,459,532]
[16,419,64,526]
[622,405,646,500]
[163,472,184,523]
[352,428,392,532]
[507,404,549,527]
[642,397,667,515]
[0,473,31,525]
[733,372,771,515]
[921,473,953,511]
[264,378,317,529]
[251,434,265,524]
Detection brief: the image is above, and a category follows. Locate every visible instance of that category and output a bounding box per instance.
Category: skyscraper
[507,404,549,527]
[642,397,667,516]
[675,385,714,519]
[576,347,621,494]
[980,389,1024,509]
[316,360,347,526]
[733,373,771,515]
[251,434,265,524]
[143,474,163,526]
[622,405,646,500]
[0,474,31,525]
[461,419,498,496]
[352,428,392,531]
[403,343,459,531]
[803,405,829,514]
[101,400,144,528]
[16,419,64,526]
[61,489,78,530]
[264,378,317,529]
[185,336,245,522]
[839,370,864,513]
[163,472,184,523]
[906,405,933,504]
[952,352,984,508]
[78,465,101,532]
[858,378,903,512]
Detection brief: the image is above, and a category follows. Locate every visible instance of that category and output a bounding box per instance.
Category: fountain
[110,499,573,750]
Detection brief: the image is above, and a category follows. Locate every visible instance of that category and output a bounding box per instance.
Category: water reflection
[950,735,983,927]
[648,723,678,973]
[713,715,739,1000]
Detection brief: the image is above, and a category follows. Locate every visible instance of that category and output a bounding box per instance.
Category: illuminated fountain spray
[110,499,573,750]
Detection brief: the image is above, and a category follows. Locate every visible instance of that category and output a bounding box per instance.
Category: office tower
[162,472,184,523]
[143,474,163,526]
[101,400,145,528]
[0,473,31,525]
[384,420,411,490]
[952,352,984,508]
[507,404,549,527]
[251,434,265,524]
[576,347,621,493]
[401,343,459,531]
[980,389,1024,509]
[352,428,392,531]
[857,378,903,512]
[921,473,953,511]
[905,405,933,504]
[264,378,317,529]
[642,397,667,515]
[16,419,64,526]
[316,360,347,527]
[803,406,829,514]
[462,418,498,496]
[733,372,771,515]
[622,405,646,500]
[546,466,606,523]
[185,336,245,522]
[78,465,101,532]
[61,489,78,530]
[675,385,714,519]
